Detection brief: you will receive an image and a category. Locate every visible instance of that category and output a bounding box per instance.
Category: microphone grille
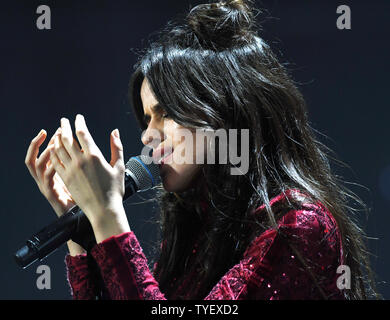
[125,155,160,191]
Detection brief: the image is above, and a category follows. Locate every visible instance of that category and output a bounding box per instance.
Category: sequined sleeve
[65,253,98,300]
[65,201,345,300]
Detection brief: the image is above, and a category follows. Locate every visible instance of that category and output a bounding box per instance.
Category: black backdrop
[0,0,389,299]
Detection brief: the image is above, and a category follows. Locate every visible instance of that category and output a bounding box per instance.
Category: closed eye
[143,103,169,125]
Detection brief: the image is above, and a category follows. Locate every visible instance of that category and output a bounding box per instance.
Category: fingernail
[114,129,120,138]
[38,129,45,137]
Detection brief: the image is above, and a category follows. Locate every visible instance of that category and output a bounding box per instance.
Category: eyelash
[144,113,169,126]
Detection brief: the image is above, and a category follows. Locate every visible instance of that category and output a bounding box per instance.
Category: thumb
[110,129,124,170]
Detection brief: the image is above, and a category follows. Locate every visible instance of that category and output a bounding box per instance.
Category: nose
[141,121,165,149]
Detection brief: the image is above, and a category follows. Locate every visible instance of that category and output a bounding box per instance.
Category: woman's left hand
[50,114,131,243]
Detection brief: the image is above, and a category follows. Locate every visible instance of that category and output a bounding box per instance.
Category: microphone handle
[14,172,138,269]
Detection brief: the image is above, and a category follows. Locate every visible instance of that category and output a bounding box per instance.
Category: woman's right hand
[25,128,76,217]
[25,128,85,256]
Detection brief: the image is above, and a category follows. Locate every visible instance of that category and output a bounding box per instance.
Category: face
[140,78,204,192]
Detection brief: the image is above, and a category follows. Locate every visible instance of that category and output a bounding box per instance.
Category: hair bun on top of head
[186,0,256,50]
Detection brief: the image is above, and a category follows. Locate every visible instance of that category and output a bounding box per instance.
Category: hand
[49,115,130,243]
[25,128,76,218]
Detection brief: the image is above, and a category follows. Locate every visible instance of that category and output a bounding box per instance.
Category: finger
[47,128,61,147]
[25,129,47,181]
[74,114,100,155]
[43,161,56,189]
[50,148,66,178]
[53,134,72,167]
[35,129,60,178]
[36,144,55,181]
[110,129,124,170]
[60,117,82,159]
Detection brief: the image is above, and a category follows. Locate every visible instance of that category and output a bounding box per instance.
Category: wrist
[67,240,86,257]
[89,206,131,244]
[49,199,74,218]
[49,200,66,217]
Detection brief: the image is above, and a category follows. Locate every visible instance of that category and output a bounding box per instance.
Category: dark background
[0,0,389,299]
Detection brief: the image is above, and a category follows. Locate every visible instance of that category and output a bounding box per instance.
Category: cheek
[170,128,207,164]
[160,123,205,191]
[164,120,181,141]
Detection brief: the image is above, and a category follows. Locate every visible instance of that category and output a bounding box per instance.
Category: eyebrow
[143,103,163,124]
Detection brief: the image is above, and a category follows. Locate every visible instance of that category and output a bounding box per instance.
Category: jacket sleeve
[65,253,98,300]
[65,203,344,300]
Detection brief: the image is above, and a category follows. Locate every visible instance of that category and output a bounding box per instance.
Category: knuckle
[76,129,86,137]
[117,164,125,173]
[35,158,43,168]
[43,167,52,178]
[25,158,34,167]
[88,155,101,168]
[86,150,100,162]
[53,143,60,151]
[62,135,72,145]
[89,152,100,161]
[75,158,87,169]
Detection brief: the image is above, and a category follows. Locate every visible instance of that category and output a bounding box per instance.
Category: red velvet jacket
[65,190,346,300]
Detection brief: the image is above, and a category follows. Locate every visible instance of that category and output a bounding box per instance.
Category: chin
[160,164,202,193]
[162,179,178,192]
[161,173,191,193]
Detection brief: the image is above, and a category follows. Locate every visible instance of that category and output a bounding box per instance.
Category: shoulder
[244,189,343,263]
[241,190,345,299]
[279,199,341,247]
[253,189,340,238]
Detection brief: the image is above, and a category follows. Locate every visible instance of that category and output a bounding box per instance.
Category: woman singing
[25,0,379,299]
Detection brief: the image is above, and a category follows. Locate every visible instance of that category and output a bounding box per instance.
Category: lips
[160,152,173,165]
[152,146,174,165]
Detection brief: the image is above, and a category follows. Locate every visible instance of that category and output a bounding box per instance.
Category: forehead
[140,78,158,113]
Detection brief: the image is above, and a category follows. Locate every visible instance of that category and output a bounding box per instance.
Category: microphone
[14,155,160,269]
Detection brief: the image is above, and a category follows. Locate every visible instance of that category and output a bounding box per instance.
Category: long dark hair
[128,0,379,299]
